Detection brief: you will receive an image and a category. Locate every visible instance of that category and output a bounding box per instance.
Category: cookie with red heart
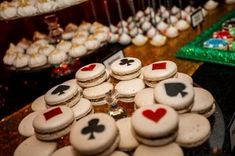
[75,63,109,88]
[131,104,179,146]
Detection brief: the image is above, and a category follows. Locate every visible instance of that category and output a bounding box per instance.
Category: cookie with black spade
[70,113,120,156]
[44,80,81,108]
[154,78,194,113]
[110,57,142,80]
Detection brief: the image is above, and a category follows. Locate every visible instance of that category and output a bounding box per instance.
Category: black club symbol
[81,118,105,140]
[119,58,135,66]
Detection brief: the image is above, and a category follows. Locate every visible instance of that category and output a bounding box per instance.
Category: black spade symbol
[164,83,188,97]
[51,85,70,96]
[119,58,135,66]
[81,118,105,140]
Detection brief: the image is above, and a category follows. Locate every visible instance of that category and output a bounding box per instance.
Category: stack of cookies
[14,57,216,156]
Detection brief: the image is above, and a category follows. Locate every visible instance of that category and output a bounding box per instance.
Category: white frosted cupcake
[56,40,72,53]
[132,34,148,46]
[39,44,55,56]
[26,43,41,55]
[62,23,78,40]
[72,35,87,45]
[204,0,218,10]
[28,53,47,68]
[16,38,32,50]
[118,33,131,45]
[3,52,17,66]
[175,19,190,31]
[165,26,179,38]
[77,21,92,31]
[0,2,17,19]
[147,27,157,39]
[7,43,25,54]
[157,21,168,33]
[150,33,167,47]
[93,31,109,43]
[13,53,30,68]
[17,2,37,17]
[48,49,67,65]
[37,0,57,13]
[84,38,100,51]
[69,44,87,58]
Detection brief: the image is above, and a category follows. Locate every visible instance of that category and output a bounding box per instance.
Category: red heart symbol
[142,108,167,123]
[81,64,96,71]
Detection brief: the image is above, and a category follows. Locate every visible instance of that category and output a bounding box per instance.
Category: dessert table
[1,3,235,156]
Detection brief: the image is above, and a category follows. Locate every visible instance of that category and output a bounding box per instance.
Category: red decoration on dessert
[142,108,167,122]
[81,64,96,71]
[213,31,233,40]
[44,107,62,120]
[152,62,167,70]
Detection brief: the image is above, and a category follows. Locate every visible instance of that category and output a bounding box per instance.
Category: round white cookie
[110,57,142,80]
[176,113,211,148]
[134,143,184,156]
[31,95,47,111]
[116,117,139,151]
[18,111,42,137]
[191,87,216,118]
[83,82,114,106]
[143,60,177,87]
[76,63,108,88]
[72,98,94,120]
[14,135,57,156]
[110,151,129,156]
[115,78,145,103]
[44,80,81,107]
[70,113,119,156]
[50,146,80,156]
[154,78,194,113]
[131,104,179,146]
[176,72,193,84]
[33,106,75,141]
[134,88,155,108]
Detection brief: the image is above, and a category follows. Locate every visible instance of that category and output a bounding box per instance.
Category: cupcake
[0,1,17,19]
[17,1,37,17]
[69,44,87,58]
[28,53,47,68]
[39,44,55,56]
[16,38,32,50]
[132,34,148,46]
[72,35,87,45]
[13,53,30,68]
[56,40,72,53]
[48,49,67,65]
[37,0,57,13]
[3,52,17,66]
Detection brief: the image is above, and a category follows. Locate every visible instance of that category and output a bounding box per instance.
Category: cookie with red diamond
[131,104,179,146]
[154,78,194,113]
[33,106,75,141]
[142,60,177,87]
[75,63,109,88]
[110,57,142,80]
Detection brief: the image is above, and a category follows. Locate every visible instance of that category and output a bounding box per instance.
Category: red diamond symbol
[44,107,62,121]
[152,62,167,70]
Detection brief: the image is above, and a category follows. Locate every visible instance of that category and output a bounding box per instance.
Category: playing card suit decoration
[44,107,62,121]
[164,83,188,97]
[52,85,70,96]
[142,108,167,123]
[119,58,135,66]
[81,64,96,71]
[152,62,167,70]
[81,118,105,140]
